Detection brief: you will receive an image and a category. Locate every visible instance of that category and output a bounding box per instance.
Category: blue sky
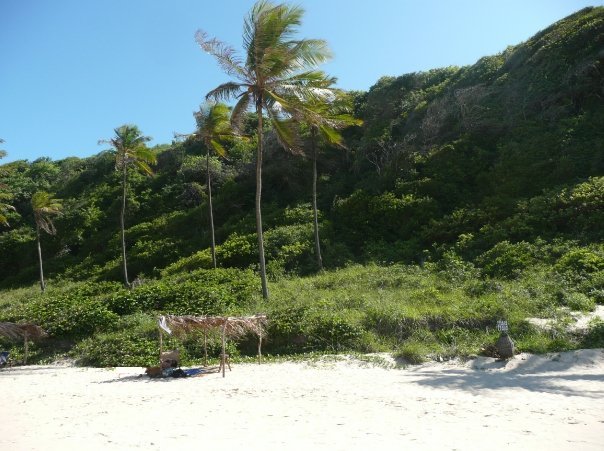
[0,0,601,163]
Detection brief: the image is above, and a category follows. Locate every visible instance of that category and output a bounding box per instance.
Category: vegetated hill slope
[1,8,603,366]
[0,7,602,286]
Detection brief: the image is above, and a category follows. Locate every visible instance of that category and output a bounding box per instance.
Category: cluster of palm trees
[195,0,360,298]
[1,1,361,298]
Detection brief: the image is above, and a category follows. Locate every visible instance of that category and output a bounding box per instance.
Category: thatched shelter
[0,322,47,364]
[158,314,268,378]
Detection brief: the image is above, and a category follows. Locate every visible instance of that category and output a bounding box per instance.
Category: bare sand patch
[1,349,603,450]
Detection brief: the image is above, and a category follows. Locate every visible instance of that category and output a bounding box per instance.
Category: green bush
[476,241,537,279]
[74,331,159,367]
[307,311,364,352]
[161,249,214,274]
[560,291,596,311]
[22,294,118,337]
[581,319,604,348]
[106,269,259,315]
[555,248,604,278]
[396,340,430,364]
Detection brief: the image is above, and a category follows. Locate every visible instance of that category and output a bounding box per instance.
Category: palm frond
[318,124,344,147]
[266,107,303,154]
[196,30,248,81]
[206,81,246,103]
[210,139,228,158]
[284,39,332,70]
[230,93,252,133]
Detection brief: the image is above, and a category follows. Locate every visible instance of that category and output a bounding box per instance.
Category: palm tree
[99,125,156,288]
[298,90,362,270]
[192,102,240,268]
[196,0,333,298]
[31,191,62,292]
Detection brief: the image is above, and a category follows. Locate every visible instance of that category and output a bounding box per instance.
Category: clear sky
[0,0,601,163]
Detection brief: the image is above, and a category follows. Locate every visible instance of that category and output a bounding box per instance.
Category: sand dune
[1,349,603,450]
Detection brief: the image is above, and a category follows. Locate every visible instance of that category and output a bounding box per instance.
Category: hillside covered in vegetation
[1,7,603,365]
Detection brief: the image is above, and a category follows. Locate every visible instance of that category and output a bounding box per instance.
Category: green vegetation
[1,5,603,366]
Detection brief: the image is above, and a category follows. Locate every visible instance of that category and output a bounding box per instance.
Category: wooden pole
[204,330,208,366]
[159,327,163,365]
[258,331,262,363]
[221,320,227,378]
[23,332,29,365]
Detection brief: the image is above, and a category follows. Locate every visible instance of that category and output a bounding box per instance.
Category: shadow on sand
[411,352,604,398]
[97,366,221,384]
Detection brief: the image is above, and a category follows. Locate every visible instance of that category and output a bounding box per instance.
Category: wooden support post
[221,320,227,378]
[23,332,29,365]
[204,330,208,366]
[159,327,163,365]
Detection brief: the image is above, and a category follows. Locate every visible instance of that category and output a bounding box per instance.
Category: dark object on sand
[145,366,162,378]
[496,332,515,359]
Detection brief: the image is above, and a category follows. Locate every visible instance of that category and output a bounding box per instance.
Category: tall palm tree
[298,90,362,270]
[99,125,156,288]
[31,191,62,292]
[192,102,240,268]
[196,0,333,298]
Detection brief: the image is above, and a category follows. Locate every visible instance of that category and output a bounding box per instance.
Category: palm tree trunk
[121,162,131,289]
[256,99,269,299]
[311,129,323,270]
[36,224,45,292]
[207,150,217,269]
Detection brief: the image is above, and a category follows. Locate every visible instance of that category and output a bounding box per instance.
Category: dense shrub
[581,319,604,348]
[74,331,159,367]
[22,294,118,337]
[555,248,604,278]
[476,241,537,279]
[106,269,258,315]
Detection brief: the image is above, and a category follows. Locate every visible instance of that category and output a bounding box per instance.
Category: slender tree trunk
[256,99,269,299]
[207,150,217,269]
[311,129,323,270]
[36,224,45,292]
[120,162,131,289]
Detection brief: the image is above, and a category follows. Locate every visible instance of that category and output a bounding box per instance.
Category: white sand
[1,349,603,450]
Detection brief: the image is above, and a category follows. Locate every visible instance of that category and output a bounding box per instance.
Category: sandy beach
[1,349,603,450]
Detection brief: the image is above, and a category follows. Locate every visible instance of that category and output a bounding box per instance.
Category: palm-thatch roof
[161,314,267,338]
[158,314,268,378]
[0,322,47,341]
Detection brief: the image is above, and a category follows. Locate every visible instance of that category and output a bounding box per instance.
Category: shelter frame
[158,314,267,378]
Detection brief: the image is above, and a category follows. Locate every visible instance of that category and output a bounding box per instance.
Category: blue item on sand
[183,368,206,377]
[0,351,9,366]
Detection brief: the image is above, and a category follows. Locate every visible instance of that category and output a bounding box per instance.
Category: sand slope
[1,349,603,450]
